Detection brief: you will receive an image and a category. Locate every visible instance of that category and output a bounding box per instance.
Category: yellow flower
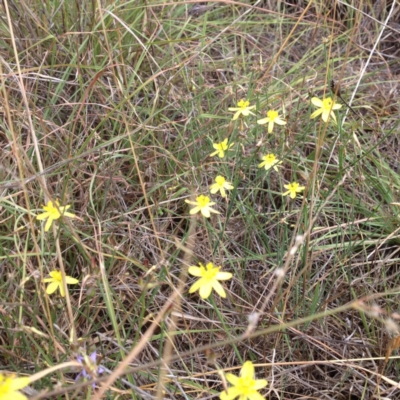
[282,182,305,199]
[188,262,232,299]
[185,195,220,218]
[310,96,342,123]
[210,138,235,158]
[44,270,79,297]
[0,373,30,400]
[36,199,75,232]
[220,360,268,400]
[210,176,234,198]
[257,110,286,133]
[258,154,282,172]
[228,99,256,121]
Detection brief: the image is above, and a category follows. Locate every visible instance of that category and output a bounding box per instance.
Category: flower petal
[188,266,202,277]
[241,361,255,380]
[62,212,76,218]
[321,110,330,122]
[211,280,226,298]
[89,351,98,363]
[248,392,266,400]
[65,276,79,284]
[59,282,66,297]
[46,281,59,295]
[258,161,266,169]
[199,282,213,299]
[210,186,219,194]
[9,376,31,391]
[220,387,240,400]
[189,206,201,215]
[311,97,323,107]
[232,110,242,120]
[189,278,204,294]
[225,373,240,385]
[254,379,268,390]
[3,392,28,400]
[44,218,53,232]
[215,271,233,280]
[310,109,323,119]
[257,117,268,125]
[36,212,50,220]
[275,118,286,125]
[201,208,211,218]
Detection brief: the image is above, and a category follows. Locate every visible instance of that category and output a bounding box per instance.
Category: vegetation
[1,0,400,399]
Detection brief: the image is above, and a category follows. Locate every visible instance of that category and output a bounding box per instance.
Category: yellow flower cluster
[229,96,341,125]
[35,200,80,299]
[224,95,339,200]
[185,95,339,303]
[187,95,321,222]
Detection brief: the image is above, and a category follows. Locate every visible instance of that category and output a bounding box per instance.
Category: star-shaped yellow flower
[257,110,286,133]
[44,270,79,297]
[282,182,305,199]
[36,199,75,232]
[220,360,268,400]
[0,373,31,400]
[310,96,342,122]
[210,138,235,158]
[228,99,256,121]
[185,195,220,218]
[188,262,232,299]
[210,176,234,198]
[258,154,282,172]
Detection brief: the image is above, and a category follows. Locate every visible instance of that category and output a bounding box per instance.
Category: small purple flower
[76,351,105,388]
